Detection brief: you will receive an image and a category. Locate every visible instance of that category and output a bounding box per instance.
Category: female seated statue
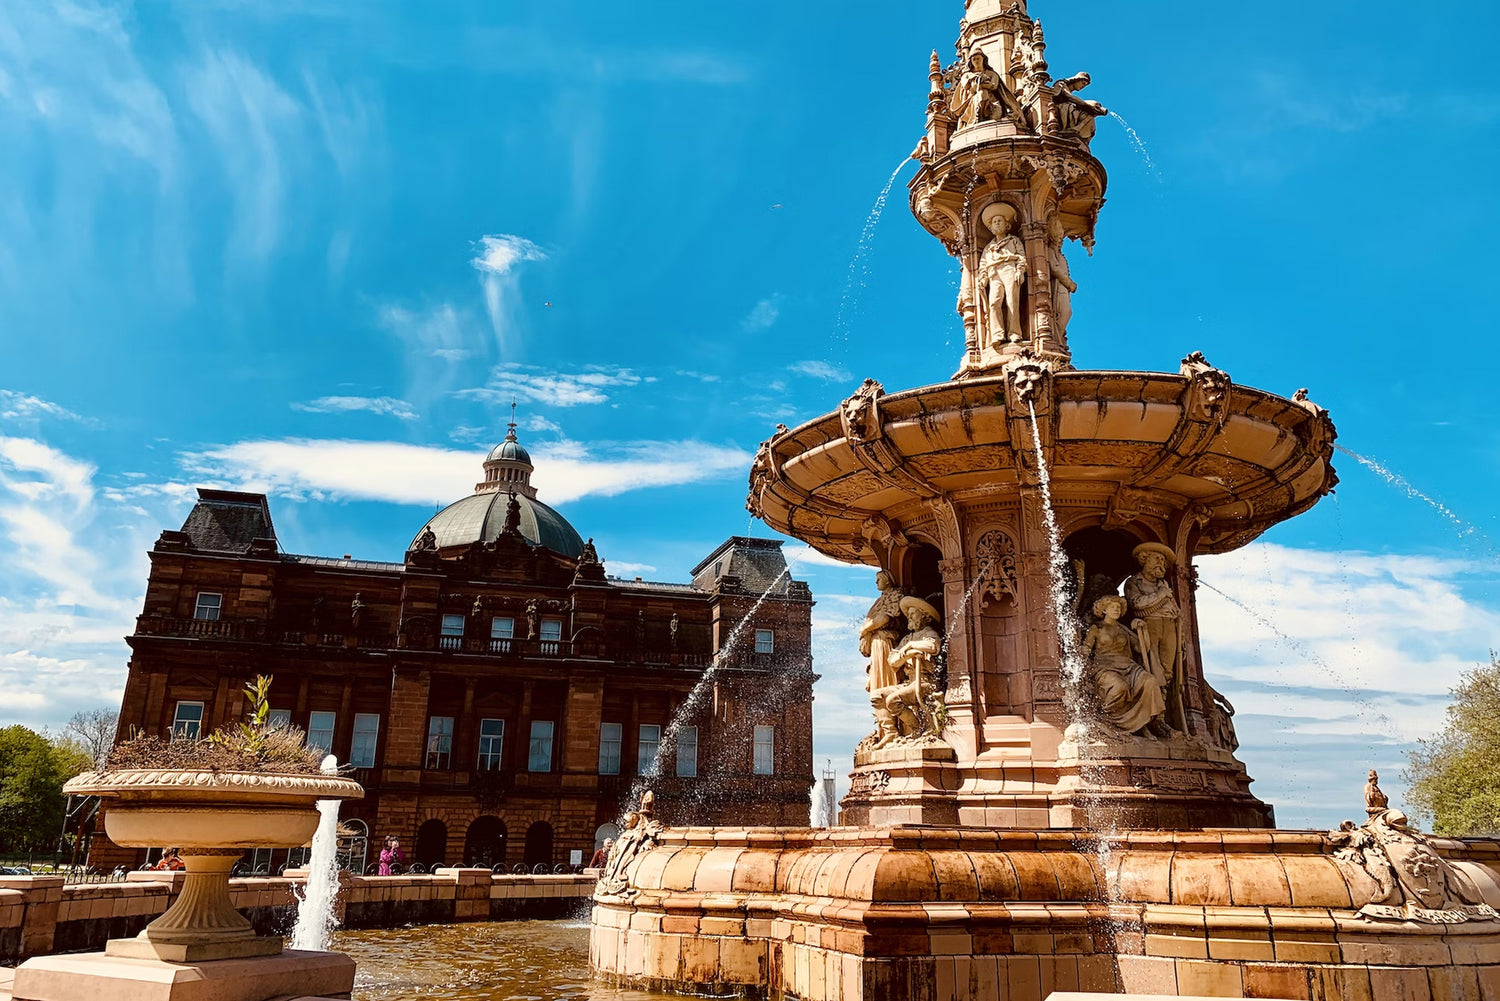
[1081,595,1166,735]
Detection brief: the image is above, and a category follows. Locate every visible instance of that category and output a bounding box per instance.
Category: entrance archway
[523,821,553,869]
[465,816,507,867]
[415,818,447,868]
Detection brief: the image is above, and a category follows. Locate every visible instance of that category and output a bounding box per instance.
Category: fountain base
[11,949,355,1001]
[840,744,961,826]
[590,825,1500,1001]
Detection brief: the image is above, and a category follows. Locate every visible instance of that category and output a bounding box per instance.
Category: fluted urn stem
[143,852,255,945]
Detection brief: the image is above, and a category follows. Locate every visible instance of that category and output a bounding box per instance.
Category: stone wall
[0,869,596,965]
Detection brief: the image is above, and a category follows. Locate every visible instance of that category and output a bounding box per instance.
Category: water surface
[336,920,676,1001]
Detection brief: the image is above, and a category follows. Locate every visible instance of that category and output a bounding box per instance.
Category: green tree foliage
[0,726,92,854]
[1406,653,1500,838]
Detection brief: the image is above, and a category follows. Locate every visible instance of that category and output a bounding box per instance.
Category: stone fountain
[591,1,1500,999]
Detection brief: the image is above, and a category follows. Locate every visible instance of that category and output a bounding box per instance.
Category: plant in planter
[65,676,363,962]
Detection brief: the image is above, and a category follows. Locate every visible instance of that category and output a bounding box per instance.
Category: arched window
[338,818,369,873]
[464,816,507,867]
[523,821,553,868]
[593,823,620,852]
[415,819,447,868]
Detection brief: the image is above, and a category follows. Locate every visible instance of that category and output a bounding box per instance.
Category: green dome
[412,490,584,558]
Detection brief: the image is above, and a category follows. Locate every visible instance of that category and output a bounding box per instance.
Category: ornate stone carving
[977,202,1027,346]
[579,537,599,564]
[1005,352,1050,408]
[1205,683,1239,751]
[975,530,1019,608]
[746,438,772,516]
[1046,216,1078,340]
[865,595,948,749]
[1365,768,1389,817]
[952,47,1027,130]
[1046,72,1107,142]
[1081,595,1168,736]
[1329,797,1495,923]
[848,769,891,796]
[841,379,885,444]
[1180,351,1233,426]
[1125,542,1186,732]
[595,791,664,901]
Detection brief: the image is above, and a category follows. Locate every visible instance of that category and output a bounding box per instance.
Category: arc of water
[290,755,343,953]
[1334,444,1487,546]
[1107,112,1161,181]
[834,158,913,350]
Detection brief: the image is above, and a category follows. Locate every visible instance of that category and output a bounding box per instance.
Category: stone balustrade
[0,869,597,964]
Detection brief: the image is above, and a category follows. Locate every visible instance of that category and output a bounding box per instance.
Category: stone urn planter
[64,768,363,962]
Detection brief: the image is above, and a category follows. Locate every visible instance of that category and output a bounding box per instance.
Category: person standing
[378,835,402,875]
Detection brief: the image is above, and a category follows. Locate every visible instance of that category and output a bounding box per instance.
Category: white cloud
[788,360,850,382]
[742,296,781,332]
[292,396,418,420]
[0,390,84,422]
[783,544,876,574]
[607,561,658,576]
[470,234,546,350]
[457,363,642,408]
[523,414,562,433]
[182,48,304,264]
[181,436,752,507]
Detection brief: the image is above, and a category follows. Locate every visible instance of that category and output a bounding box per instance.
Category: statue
[525,599,539,640]
[1365,769,1389,817]
[747,438,772,515]
[977,203,1027,345]
[669,612,679,651]
[1080,596,1166,735]
[502,490,522,535]
[871,597,945,749]
[859,572,908,745]
[580,538,599,564]
[1048,72,1107,141]
[951,48,1027,130]
[349,593,364,632]
[1125,542,1186,731]
[596,791,664,900]
[411,525,437,553]
[471,595,484,618]
[1046,217,1077,338]
[1329,798,1490,921]
[1206,683,1239,751]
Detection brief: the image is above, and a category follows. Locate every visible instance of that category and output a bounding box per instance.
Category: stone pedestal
[840,744,960,826]
[10,949,356,1001]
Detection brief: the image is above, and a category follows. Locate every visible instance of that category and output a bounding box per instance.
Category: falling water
[1334,444,1485,544]
[623,567,795,819]
[1107,112,1161,181]
[290,755,343,953]
[808,781,828,829]
[1026,403,1086,682]
[833,159,911,347]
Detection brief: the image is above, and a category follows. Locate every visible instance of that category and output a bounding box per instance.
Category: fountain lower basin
[590,825,1500,1001]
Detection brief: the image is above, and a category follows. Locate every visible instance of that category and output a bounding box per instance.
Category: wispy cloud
[457,363,642,408]
[470,234,546,351]
[0,390,85,423]
[741,296,781,332]
[181,436,752,506]
[788,360,850,382]
[182,48,304,265]
[292,396,418,420]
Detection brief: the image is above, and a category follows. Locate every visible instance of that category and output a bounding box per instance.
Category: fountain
[289,755,345,953]
[592,1,1500,998]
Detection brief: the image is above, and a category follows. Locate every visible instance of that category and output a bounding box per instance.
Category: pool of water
[335,919,677,1000]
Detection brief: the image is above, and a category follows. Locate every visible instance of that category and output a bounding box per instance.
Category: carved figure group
[1077,542,1186,738]
[858,575,947,749]
[595,791,663,900]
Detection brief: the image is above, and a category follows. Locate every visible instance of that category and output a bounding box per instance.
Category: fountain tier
[748,362,1336,830]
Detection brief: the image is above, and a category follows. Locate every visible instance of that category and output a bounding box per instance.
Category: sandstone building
[93,424,815,873]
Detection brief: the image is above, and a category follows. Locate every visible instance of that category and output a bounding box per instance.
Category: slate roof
[690,537,794,595]
[179,489,277,554]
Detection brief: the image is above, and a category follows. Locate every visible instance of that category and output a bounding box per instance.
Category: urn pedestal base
[839,744,962,826]
[10,949,356,1001]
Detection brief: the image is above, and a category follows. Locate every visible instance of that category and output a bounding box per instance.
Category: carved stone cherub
[977,202,1027,345]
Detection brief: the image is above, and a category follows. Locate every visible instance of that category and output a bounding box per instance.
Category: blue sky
[2,0,1498,831]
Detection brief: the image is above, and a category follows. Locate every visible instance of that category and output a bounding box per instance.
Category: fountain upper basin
[750,370,1337,564]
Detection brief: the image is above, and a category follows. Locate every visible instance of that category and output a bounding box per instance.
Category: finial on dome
[507,398,518,440]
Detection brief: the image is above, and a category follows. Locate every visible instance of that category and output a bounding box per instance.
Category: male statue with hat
[872,596,945,749]
[1125,542,1186,734]
[977,202,1027,347]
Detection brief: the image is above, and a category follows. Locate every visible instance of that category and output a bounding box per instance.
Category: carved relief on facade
[841,379,885,444]
[975,529,1019,609]
[1180,351,1233,426]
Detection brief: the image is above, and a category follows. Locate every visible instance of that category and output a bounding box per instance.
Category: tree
[64,708,119,768]
[1406,653,1500,838]
[0,727,91,854]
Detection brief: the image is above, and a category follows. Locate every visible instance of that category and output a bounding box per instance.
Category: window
[477,719,505,770]
[676,726,698,778]
[440,613,465,651]
[753,725,775,775]
[528,721,554,772]
[637,724,661,776]
[754,629,775,654]
[267,709,292,730]
[490,616,514,652]
[539,618,562,654]
[598,723,622,775]
[172,701,204,739]
[193,592,222,621]
[308,712,336,753]
[425,716,454,769]
[350,714,380,769]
